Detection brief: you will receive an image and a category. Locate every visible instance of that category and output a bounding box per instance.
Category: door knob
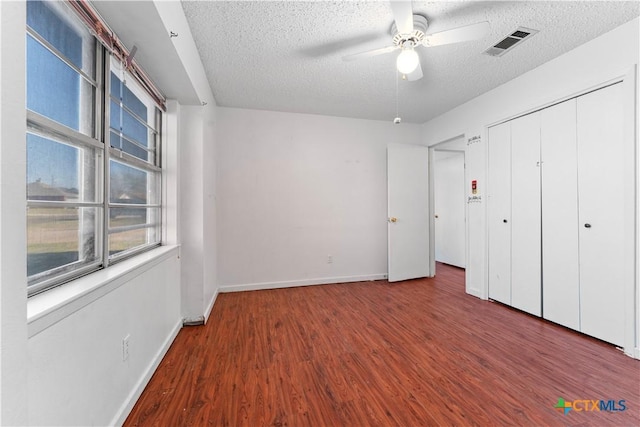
[503,219,508,223]
[584,223,591,228]
[435,215,439,218]
[389,217,398,223]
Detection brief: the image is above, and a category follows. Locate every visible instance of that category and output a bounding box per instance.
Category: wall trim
[111,318,182,426]
[219,274,388,293]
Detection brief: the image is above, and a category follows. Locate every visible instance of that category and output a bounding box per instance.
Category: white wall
[180,106,204,321]
[422,18,639,354]
[28,254,181,426]
[216,108,422,290]
[180,104,219,323]
[202,105,218,317]
[0,2,28,425]
[155,0,220,324]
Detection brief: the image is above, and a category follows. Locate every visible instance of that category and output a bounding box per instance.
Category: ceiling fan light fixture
[396,47,419,74]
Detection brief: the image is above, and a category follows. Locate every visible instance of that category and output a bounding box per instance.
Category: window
[108,60,162,261]
[26,0,163,295]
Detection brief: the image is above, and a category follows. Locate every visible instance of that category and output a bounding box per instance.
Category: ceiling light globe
[396,49,419,75]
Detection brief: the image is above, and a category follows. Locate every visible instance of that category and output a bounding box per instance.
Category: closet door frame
[621,66,637,358]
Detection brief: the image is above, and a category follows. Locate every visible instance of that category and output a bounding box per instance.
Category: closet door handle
[503,219,508,223]
[584,223,592,228]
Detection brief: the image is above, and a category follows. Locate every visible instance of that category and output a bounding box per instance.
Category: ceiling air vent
[484,27,538,57]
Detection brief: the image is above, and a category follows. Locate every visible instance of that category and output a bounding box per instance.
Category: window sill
[27,245,180,338]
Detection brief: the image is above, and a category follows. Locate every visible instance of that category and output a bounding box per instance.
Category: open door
[434,150,466,268]
[387,144,430,282]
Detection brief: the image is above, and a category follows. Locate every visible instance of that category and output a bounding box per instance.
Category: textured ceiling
[181,1,639,123]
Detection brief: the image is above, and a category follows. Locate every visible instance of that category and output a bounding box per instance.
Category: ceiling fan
[342,1,490,81]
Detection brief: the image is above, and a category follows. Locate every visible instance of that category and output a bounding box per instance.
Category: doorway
[429,136,466,272]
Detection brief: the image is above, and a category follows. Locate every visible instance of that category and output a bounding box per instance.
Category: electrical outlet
[122,334,130,361]
[327,255,333,264]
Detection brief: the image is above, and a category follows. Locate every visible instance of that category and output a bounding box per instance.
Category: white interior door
[540,99,581,330]
[387,144,430,282]
[577,83,626,346]
[510,112,542,316]
[434,151,466,268]
[487,122,511,305]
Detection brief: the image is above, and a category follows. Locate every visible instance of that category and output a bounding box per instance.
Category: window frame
[105,62,162,264]
[26,0,164,296]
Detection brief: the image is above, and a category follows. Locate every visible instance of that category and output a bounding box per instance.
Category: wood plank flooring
[125,263,639,426]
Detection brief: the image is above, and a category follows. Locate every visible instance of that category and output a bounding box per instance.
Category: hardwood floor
[125,263,639,426]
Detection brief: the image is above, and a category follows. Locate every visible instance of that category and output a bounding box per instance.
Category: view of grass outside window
[26,0,163,295]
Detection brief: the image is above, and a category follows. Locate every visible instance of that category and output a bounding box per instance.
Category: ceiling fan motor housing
[391,14,428,48]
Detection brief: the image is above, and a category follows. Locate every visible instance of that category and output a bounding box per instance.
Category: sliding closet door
[540,100,580,330]
[577,83,625,346]
[488,122,511,305]
[510,113,541,316]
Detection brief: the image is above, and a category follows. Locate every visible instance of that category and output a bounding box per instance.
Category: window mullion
[108,130,157,157]
[102,49,111,269]
[27,111,103,150]
[108,147,161,173]
[109,94,159,134]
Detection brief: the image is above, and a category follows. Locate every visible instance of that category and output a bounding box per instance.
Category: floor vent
[484,26,538,57]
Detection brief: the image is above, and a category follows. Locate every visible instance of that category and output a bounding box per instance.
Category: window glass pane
[27,0,95,78]
[27,206,101,279]
[110,160,159,205]
[109,225,159,258]
[110,132,150,162]
[27,133,100,203]
[111,72,147,119]
[109,66,158,165]
[27,36,95,136]
[110,100,148,146]
[110,100,153,162]
[109,207,154,227]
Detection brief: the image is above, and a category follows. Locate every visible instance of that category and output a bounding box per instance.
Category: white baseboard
[219,274,388,293]
[204,288,219,323]
[111,318,182,426]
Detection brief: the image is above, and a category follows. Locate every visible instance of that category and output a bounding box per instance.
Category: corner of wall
[0,1,29,424]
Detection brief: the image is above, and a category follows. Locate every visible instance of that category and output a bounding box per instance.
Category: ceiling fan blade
[422,21,490,47]
[342,45,398,62]
[405,61,423,81]
[390,1,414,35]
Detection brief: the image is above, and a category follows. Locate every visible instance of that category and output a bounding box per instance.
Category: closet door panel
[510,113,541,316]
[488,122,511,305]
[540,100,580,330]
[577,83,625,346]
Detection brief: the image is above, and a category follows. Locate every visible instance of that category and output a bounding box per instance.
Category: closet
[487,82,627,346]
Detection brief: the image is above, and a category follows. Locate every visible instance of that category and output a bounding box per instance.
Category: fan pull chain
[394,70,401,124]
